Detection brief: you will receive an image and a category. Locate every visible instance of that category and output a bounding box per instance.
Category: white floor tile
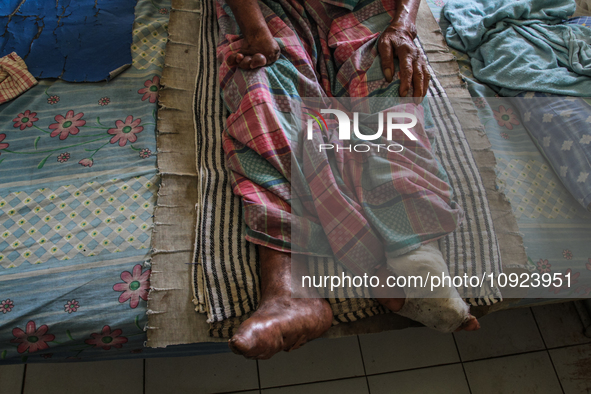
[367,363,470,394]
[145,353,258,394]
[262,377,368,394]
[257,337,364,388]
[359,327,459,374]
[463,351,562,394]
[549,343,591,394]
[453,308,545,361]
[532,302,591,348]
[0,364,24,394]
[24,359,143,394]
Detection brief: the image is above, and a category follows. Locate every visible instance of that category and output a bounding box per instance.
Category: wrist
[387,21,417,40]
[243,24,273,42]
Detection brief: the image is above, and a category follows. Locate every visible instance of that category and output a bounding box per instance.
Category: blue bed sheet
[427,0,591,302]
[0,0,228,364]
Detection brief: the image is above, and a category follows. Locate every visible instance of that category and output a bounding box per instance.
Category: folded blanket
[0,52,37,104]
[442,0,591,96]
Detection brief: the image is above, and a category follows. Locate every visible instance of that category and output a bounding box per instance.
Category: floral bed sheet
[428,1,591,303]
[0,0,228,364]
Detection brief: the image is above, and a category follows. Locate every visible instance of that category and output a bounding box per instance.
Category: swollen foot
[380,242,480,333]
[229,294,333,359]
[228,248,333,359]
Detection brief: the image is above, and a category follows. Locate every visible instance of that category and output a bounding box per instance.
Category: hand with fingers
[378,22,431,102]
[228,31,281,70]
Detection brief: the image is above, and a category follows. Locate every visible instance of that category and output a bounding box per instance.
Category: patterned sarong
[216,0,463,274]
[0,52,38,105]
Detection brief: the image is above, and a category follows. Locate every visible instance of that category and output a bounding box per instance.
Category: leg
[373,242,480,332]
[228,246,333,359]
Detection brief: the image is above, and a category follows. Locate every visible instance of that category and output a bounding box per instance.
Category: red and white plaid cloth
[0,52,38,105]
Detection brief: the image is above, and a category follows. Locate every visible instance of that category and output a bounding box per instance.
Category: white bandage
[387,241,471,333]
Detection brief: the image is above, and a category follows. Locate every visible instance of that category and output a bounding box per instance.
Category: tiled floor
[2,302,591,394]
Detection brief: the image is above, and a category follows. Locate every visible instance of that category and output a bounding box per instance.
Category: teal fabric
[441,0,591,97]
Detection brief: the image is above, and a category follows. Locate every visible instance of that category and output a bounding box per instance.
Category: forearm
[226,0,272,41]
[390,0,420,37]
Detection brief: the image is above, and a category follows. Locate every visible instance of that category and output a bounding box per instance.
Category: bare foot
[229,294,333,359]
[228,248,333,359]
[228,29,280,70]
[456,315,480,331]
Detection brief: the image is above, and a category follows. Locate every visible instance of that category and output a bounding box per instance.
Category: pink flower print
[84,326,128,350]
[493,106,520,130]
[1,299,14,313]
[108,116,143,147]
[434,0,445,7]
[49,110,86,140]
[64,300,80,313]
[47,95,60,105]
[11,321,55,354]
[159,8,169,14]
[536,259,551,274]
[474,98,488,108]
[79,158,94,167]
[57,152,70,163]
[138,76,160,103]
[98,97,110,106]
[563,249,573,260]
[576,285,591,297]
[140,148,152,158]
[13,110,39,130]
[40,353,53,359]
[549,268,580,294]
[563,268,580,287]
[0,134,9,156]
[501,132,510,140]
[113,264,151,308]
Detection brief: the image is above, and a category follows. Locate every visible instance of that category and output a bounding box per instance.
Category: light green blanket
[442,0,591,96]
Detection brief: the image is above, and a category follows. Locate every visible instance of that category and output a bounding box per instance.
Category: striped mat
[192,0,502,338]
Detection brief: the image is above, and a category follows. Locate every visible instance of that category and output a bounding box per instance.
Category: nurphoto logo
[304,107,418,152]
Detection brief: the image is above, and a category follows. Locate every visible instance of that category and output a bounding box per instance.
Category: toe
[238,56,253,69]
[250,53,267,69]
[456,315,480,332]
[228,335,251,356]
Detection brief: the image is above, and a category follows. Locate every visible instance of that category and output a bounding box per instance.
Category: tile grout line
[356,335,372,394]
[256,359,262,392]
[460,348,551,364]
[258,375,369,391]
[452,333,472,394]
[530,306,566,394]
[260,360,466,391]
[21,364,27,394]
[530,307,549,349]
[545,349,566,394]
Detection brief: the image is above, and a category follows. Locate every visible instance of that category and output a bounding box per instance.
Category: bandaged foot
[228,248,333,359]
[381,241,480,333]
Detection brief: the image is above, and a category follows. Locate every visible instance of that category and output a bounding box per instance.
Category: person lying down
[216,0,481,360]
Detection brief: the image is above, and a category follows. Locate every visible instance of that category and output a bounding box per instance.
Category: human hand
[378,22,430,102]
[228,31,280,70]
